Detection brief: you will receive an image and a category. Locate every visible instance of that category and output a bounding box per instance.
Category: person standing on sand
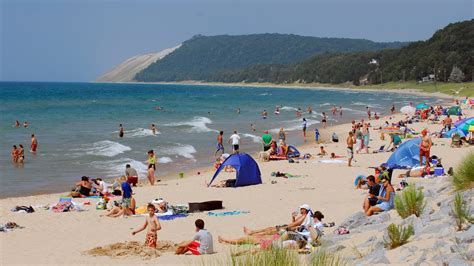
[132,203,162,248]
[419,129,432,167]
[215,131,224,157]
[30,134,38,153]
[11,145,19,164]
[147,164,155,186]
[228,131,241,154]
[278,128,286,142]
[302,118,307,139]
[119,124,124,138]
[362,123,370,154]
[314,128,320,143]
[347,131,355,167]
[321,112,327,128]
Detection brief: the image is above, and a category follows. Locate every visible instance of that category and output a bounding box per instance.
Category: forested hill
[134,34,406,82]
[209,20,474,84]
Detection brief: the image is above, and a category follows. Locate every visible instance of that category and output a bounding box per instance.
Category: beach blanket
[207,210,250,217]
[317,159,346,164]
[132,213,188,220]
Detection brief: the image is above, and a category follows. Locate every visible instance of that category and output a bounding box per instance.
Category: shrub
[230,247,299,266]
[394,185,426,218]
[309,249,347,266]
[452,152,474,191]
[384,223,414,249]
[452,192,474,231]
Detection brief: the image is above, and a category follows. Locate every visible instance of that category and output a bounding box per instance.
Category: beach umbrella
[454,117,474,127]
[400,105,416,114]
[386,138,424,169]
[443,128,467,138]
[469,125,474,132]
[416,103,430,109]
[458,119,474,131]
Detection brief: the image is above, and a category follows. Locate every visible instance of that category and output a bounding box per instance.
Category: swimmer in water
[250,123,256,132]
[151,124,157,135]
[30,134,38,153]
[236,108,240,114]
[14,120,20,128]
[119,124,124,138]
[23,121,29,128]
[262,110,267,119]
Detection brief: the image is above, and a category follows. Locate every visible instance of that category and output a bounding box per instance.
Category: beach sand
[1,100,473,265]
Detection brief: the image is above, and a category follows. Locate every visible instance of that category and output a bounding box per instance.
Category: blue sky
[1,0,472,82]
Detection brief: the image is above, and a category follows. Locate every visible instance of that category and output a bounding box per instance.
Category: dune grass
[361,81,474,97]
[308,249,347,266]
[394,185,426,219]
[230,247,300,266]
[384,223,414,250]
[452,192,474,231]
[452,152,474,191]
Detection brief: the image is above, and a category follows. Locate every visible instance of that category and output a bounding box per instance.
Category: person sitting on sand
[176,219,214,255]
[132,203,161,248]
[361,176,381,212]
[366,176,394,216]
[386,134,402,151]
[153,199,168,213]
[269,140,277,155]
[243,204,313,236]
[278,140,288,157]
[104,196,136,217]
[71,176,92,197]
[92,178,108,196]
[317,146,328,157]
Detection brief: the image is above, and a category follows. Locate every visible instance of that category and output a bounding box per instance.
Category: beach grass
[452,192,474,231]
[384,223,414,249]
[308,249,348,266]
[452,152,474,191]
[394,185,426,219]
[360,81,474,97]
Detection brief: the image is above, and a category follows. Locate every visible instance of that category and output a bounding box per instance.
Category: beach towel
[157,214,188,220]
[207,210,250,217]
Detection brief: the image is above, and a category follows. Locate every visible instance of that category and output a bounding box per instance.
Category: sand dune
[96,45,181,82]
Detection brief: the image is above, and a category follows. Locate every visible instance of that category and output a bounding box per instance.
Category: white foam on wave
[259,92,272,96]
[163,116,218,133]
[242,133,261,143]
[270,118,320,133]
[75,140,131,157]
[280,106,298,111]
[158,157,173,164]
[127,128,160,137]
[159,143,197,159]
[342,107,366,114]
[90,158,148,177]
[320,103,331,106]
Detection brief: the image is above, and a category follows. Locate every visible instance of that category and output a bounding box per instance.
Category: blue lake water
[0,82,441,198]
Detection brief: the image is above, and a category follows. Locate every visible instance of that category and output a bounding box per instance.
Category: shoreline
[96,80,461,99]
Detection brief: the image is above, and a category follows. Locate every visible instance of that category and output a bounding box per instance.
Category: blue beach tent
[386,138,425,169]
[208,153,262,187]
[443,127,467,138]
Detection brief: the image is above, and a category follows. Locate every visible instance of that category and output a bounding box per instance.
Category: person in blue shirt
[314,128,320,143]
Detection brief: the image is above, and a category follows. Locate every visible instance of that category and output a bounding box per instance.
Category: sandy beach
[1,95,473,265]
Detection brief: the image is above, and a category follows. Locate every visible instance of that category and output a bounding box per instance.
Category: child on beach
[175,219,214,255]
[132,203,161,248]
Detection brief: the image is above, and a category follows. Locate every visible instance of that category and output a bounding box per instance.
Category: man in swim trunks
[132,203,161,248]
[176,219,214,255]
[215,131,224,157]
[228,131,240,154]
[419,129,432,166]
[125,164,139,186]
[30,134,38,153]
[347,131,355,167]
